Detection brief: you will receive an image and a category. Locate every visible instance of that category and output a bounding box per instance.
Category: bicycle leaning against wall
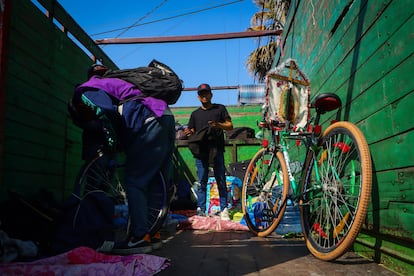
[241,59,372,261]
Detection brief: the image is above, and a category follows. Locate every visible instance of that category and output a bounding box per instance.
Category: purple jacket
[75,76,167,117]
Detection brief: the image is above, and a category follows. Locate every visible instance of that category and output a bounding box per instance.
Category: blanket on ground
[0,246,170,276]
[178,215,249,231]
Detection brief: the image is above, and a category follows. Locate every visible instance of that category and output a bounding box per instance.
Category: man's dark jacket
[187,126,219,166]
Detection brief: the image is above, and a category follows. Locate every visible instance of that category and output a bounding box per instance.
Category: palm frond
[247,0,291,81]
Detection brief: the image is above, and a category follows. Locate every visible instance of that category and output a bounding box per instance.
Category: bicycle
[74,145,172,239]
[241,87,372,261]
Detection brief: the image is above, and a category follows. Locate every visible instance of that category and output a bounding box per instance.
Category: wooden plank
[315,20,414,142]
[3,152,63,175]
[5,94,66,129]
[311,1,410,96]
[96,30,282,44]
[7,106,66,144]
[4,137,63,162]
[6,52,73,104]
[308,0,393,89]
[2,171,64,198]
[320,9,414,105]
[8,33,88,101]
[369,169,414,210]
[355,233,414,275]
[347,54,414,124]
[35,0,117,68]
[297,0,353,75]
[368,202,414,240]
[358,91,414,143]
[369,131,414,171]
[313,1,413,96]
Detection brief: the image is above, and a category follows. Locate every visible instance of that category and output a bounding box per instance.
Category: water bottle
[271,185,283,202]
[275,203,301,235]
[253,201,266,227]
[255,130,263,139]
[227,186,233,209]
[191,182,199,201]
[114,204,128,227]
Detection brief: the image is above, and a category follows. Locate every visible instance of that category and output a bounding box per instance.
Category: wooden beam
[183,85,239,91]
[36,0,118,68]
[95,30,282,45]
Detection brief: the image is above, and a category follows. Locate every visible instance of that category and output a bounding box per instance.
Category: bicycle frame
[260,120,317,203]
[259,89,340,206]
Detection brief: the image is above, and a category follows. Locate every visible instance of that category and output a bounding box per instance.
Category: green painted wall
[277,0,413,274]
[0,0,115,202]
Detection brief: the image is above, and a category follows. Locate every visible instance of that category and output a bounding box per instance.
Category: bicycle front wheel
[76,151,169,237]
[242,148,289,237]
[75,151,126,203]
[300,121,372,261]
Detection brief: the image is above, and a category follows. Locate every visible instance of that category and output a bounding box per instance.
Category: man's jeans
[125,114,175,238]
[195,151,227,213]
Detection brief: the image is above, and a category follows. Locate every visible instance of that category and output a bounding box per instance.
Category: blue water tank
[275,200,302,235]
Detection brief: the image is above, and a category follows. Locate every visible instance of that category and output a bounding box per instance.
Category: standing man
[184,83,233,220]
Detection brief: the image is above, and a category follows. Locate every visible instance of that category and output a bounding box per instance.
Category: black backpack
[103,59,183,105]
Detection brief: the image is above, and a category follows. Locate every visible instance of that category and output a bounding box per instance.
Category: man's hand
[208,120,233,130]
[184,127,194,136]
[208,121,219,128]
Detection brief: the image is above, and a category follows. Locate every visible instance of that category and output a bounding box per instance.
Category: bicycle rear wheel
[76,150,169,236]
[242,148,289,237]
[300,121,372,261]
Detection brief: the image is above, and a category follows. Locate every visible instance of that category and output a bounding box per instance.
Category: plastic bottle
[191,182,199,201]
[227,186,233,209]
[253,201,265,227]
[275,201,301,235]
[114,204,128,227]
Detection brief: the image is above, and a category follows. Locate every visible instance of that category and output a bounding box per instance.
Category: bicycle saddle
[311,93,342,114]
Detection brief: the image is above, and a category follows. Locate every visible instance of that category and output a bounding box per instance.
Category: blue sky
[57,0,264,107]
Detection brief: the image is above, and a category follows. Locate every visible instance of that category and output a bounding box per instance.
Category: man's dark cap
[197,83,212,95]
[87,64,109,79]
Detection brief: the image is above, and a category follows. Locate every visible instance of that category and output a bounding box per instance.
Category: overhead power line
[114,0,170,39]
[91,0,243,37]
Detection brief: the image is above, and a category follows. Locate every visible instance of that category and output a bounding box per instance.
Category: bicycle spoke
[77,152,168,237]
[301,122,372,261]
[242,149,289,236]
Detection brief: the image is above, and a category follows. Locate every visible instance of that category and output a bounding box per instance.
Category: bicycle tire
[242,148,289,236]
[300,121,372,261]
[75,151,169,237]
[75,151,126,202]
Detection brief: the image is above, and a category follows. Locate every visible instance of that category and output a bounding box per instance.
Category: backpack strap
[117,94,146,115]
[118,94,145,105]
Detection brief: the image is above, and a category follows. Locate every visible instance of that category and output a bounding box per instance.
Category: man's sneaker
[97,240,115,253]
[220,208,231,221]
[112,234,152,255]
[197,207,206,217]
[151,231,162,250]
